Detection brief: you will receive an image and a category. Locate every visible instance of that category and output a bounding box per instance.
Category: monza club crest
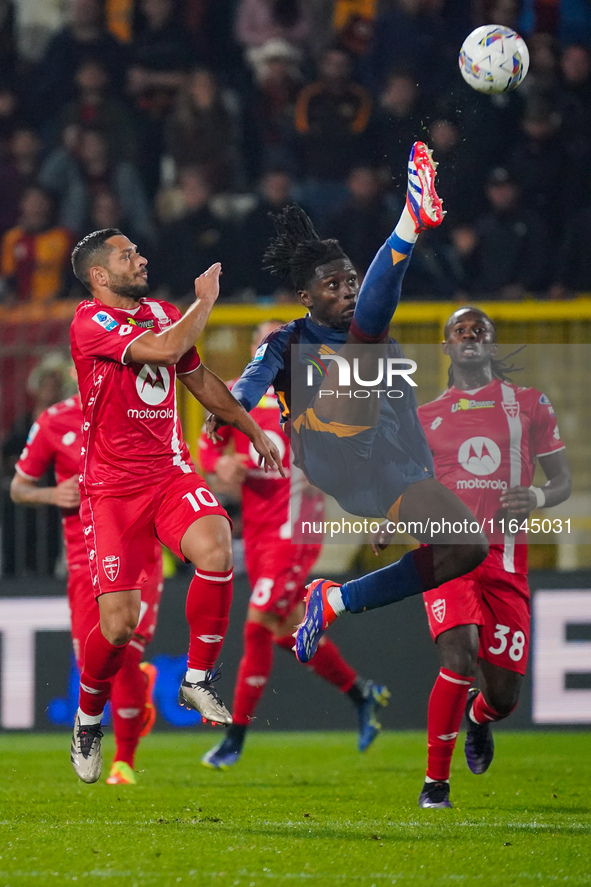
[102,555,120,582]
[502,401,520,419]
[431,598,446,624]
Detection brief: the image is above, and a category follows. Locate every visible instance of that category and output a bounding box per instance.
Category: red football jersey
[418,379,565,572]
[199,384,323,544]
[70,297,200,492]
[15,396,87,567]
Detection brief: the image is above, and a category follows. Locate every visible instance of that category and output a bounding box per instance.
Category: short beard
[108,272,149,301]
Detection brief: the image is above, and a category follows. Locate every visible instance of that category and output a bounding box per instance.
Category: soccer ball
[459,25,529,94]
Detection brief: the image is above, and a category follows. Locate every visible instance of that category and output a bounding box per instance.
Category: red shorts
[80,472,229,595]
[244,538,322,618]
[68,543,163,667]
[423,548,530,675]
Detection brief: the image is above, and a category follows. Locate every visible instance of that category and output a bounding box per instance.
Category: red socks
[471,691,515,724]
[232,621,274,726]
[110,639,146,768]
[79,623,129,717]
[426,667,473,782]
[186,568,233,670]
[232,621,359,727]
[274,634,357,691]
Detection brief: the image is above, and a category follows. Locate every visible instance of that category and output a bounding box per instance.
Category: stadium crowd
[0,0,590,306]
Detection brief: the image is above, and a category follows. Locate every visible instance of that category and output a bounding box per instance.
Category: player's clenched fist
[250,428,287,477]
[194,263,221,304]
[499,485,538,519]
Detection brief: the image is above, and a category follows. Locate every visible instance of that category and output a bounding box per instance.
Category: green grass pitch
[1,731,589,886]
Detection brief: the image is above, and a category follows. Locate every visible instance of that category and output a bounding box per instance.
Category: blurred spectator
[426,116,486,223]
[395,227,459,300]
[86,187,129,232]
[9,127,42,181]
[87,187,148,250]
[438,81,525,175]
[444,222,482,296]
[236,0,313,63]
[1,352,73,576]
[237,167,295,296]
[560,43,591,100]
[482,0,520,29]
[0,0,584,309]
[245,38,303,177]
[370,70,427,181]
[105,0,134,42]
[0,187,74,305]
[125,98,166,202]
[0,80,23,151]
[470,167,550,299]
[180,0,248,84]
[324,165,398,277]
[28,0,127,127]
[55,58,138,160]
[507,98,566,230]
[362,0,452,96]
[548,202,591,299]
[557,44,591,170]
[152,166,236,300]
[39,125,155,242]
[332,0,379,57]
[127,0,196,100]
[165,67,243,193]
[0,127,42,236]
[521,32,560,100]
[126,0,198,197]
[293,46,373,223]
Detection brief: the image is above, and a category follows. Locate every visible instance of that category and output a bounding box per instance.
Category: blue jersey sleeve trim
[231,326,290,412]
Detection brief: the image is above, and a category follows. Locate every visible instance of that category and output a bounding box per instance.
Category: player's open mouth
[461,344,478,355]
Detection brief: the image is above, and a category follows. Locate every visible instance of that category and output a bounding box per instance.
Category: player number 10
[182,487,220,512]
[488,624,525,661]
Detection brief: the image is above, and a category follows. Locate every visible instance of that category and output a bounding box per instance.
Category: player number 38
[488,624,526,661]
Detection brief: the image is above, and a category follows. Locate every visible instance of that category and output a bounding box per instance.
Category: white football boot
[178,669,232,725]
[70,712,103,783]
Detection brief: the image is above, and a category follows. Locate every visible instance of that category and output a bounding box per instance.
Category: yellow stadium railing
[2,297,591,567]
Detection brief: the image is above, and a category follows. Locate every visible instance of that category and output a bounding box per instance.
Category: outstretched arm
[180,365,286,476]
[127,263,221,366]
[206,326,288,438]
[349,238,413,343]
[350,143,443,343]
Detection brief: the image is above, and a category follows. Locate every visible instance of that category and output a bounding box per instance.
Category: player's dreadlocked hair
[263,205,347,291]
[445,307,525,386]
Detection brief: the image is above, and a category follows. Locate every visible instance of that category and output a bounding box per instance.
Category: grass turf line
[0,731,589,886]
